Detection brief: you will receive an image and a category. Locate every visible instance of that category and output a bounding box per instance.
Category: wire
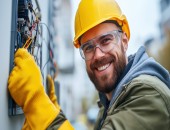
[39,23,52,39]
[40,38,50,79]
[38,22,59,79]
[39,23,52,71]
[34,44,41,63]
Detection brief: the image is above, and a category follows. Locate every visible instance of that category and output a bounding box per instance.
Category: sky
[71,0,161,55]
[116,0,161,55]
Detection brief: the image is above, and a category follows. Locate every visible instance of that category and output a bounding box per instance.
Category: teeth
[97,63,110,71]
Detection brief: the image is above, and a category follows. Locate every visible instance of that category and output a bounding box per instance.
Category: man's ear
[122,32,128,52]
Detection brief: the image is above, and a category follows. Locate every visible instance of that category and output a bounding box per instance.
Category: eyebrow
[97,33,112,41]
[81,41,91,49]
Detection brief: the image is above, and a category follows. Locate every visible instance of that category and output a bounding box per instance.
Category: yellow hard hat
[73,0,130,48]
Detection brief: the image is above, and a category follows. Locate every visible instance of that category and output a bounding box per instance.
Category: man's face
[80,23,128,94]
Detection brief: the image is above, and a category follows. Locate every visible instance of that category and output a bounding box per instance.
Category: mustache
[90,55,116,70]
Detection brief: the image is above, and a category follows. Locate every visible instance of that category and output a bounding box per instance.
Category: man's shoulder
[104,75,170,130]
[130,74,169,92]
[127,74,170,107]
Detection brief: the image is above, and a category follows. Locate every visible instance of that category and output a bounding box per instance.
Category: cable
[39,22,59,79]
[41,38,50,79]
[39,23,52,39]
[39,23,52,70]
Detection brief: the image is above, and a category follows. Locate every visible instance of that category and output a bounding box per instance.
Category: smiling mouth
[97,63,111,71]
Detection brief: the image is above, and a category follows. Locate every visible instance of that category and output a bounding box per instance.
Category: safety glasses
[79,30,122,60]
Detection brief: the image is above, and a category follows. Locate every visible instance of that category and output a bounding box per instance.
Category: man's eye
[101,38,112,45]
[84,44,94,53]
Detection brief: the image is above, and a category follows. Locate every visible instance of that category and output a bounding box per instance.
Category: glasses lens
[80,41,95,60]
[97,33,117,52]
[80,30,121,60]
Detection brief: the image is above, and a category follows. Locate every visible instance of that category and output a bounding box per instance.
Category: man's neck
[105,91,113,101]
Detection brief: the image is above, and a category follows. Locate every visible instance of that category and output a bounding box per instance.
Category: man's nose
[93,47,105,59]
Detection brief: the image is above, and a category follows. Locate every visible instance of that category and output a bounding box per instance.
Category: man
[8,0,170,130]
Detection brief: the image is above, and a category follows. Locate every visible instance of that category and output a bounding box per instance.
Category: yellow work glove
[47,74,61,110]
[22,74,61,130]
[8,48,59,130]
[46,75,74,130]
[22,119,31,130]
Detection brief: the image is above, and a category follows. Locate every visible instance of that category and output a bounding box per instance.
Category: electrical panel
[9,0,41,116]
[9,0,59,116]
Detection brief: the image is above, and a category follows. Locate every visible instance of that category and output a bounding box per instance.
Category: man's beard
[87,46,126,94]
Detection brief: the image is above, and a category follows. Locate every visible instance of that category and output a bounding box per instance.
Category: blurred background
[0,0,170,129]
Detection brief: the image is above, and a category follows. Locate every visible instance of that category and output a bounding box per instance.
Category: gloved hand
[22,119,30,130]
[47,74,60,110]
[22,74,60,130]
[8,48,59,130]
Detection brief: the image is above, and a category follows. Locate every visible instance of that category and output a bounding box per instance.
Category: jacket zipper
[97,84,128,130]
[107,84,128,112]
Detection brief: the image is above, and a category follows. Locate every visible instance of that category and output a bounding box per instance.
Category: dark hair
[103,20,123,31]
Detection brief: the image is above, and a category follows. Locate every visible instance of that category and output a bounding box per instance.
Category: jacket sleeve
[47,110,74,130]
[101,75,170,130]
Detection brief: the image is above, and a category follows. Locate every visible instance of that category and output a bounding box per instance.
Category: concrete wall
[0,1,24,129]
